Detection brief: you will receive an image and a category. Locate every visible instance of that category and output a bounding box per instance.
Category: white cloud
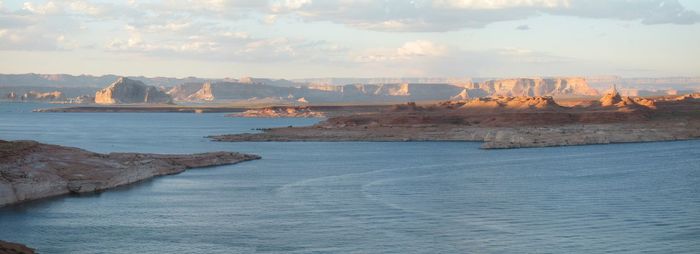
[433,0,570,9]
[355,40,449,62]
[397,40,448,57]
[68,0,108,16]
[270,0,311,12]
[263,0,700,32]
[23,1,61,15]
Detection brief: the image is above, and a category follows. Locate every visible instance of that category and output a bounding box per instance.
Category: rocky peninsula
[0,140,260,207]
[0,240,34,254]
[210,91,700,149]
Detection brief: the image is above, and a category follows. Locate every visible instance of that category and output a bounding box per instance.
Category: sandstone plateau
[95,77,172,104]
[166,77,599,104]
[209,91,700,149]
[0,140,260,206]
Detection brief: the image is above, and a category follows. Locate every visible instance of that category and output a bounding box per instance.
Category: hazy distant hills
[0,73,208,88]
[166,77,598,104]
[2,73,699,104]
[167,82,467,103]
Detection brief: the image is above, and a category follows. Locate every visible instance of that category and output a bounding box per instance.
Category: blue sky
[0,0,699,78]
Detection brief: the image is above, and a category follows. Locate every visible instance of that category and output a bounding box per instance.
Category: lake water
[1,102,699,253]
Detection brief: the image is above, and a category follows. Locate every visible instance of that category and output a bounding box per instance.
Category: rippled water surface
[1,102,699,253]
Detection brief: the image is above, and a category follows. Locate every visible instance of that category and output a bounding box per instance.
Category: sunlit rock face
[599,86,656,110]
[95,77,172,104]
[477,77,599,97]
[16,91,64,101]
[166,77,600,104]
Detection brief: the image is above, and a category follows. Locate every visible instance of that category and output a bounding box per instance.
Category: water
[1,102,699,253]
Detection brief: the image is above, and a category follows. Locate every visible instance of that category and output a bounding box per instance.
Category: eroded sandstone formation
[95,77,172,104]
[0,140,260,206]
[473,77,599,97]
[229,106,325,118]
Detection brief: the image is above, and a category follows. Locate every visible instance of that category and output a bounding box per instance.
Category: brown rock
[95,77,172,104]
[0,240,35,254]
[229,106,325,118]
[0,140,260,206]
[20,91,63,101]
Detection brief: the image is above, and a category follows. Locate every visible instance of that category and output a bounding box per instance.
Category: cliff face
[186,82,215,101]
[477,77,599,97]
[95,77,172,104]
[166,77,598,104]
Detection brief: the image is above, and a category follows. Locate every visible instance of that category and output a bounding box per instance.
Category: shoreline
[32,104,393,114]
[0,140,260,207]
[208,94,700,149]
[209,122,700,149]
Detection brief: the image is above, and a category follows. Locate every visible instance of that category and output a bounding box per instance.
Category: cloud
[267,0,700,32]
[1,0,696,78]
[351,40,587,76]
[432,0,570,10]
[22,1,61,15]
[516,24,530,30]
[104,23,346,63]
[355,40,447,63]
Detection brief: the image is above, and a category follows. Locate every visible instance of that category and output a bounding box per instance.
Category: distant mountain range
[2,73,699,104]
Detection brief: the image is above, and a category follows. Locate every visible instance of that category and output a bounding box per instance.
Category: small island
[0,140,260,207]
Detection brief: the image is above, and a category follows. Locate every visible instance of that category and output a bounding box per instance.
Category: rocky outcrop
[229,106,325,118]
[9,91,65,101]
[461,96,562,111]
[95,77,172,104]
[186,82,215,101]
[0,140,260,206]
[674,93,700,101]
[65,95,95,104]
[0,240,34,254]
[599,86,656,110]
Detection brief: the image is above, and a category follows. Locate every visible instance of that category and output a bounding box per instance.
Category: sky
[0,0,699,79]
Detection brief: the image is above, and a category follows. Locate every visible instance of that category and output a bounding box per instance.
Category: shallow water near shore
[1,102,699,253]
